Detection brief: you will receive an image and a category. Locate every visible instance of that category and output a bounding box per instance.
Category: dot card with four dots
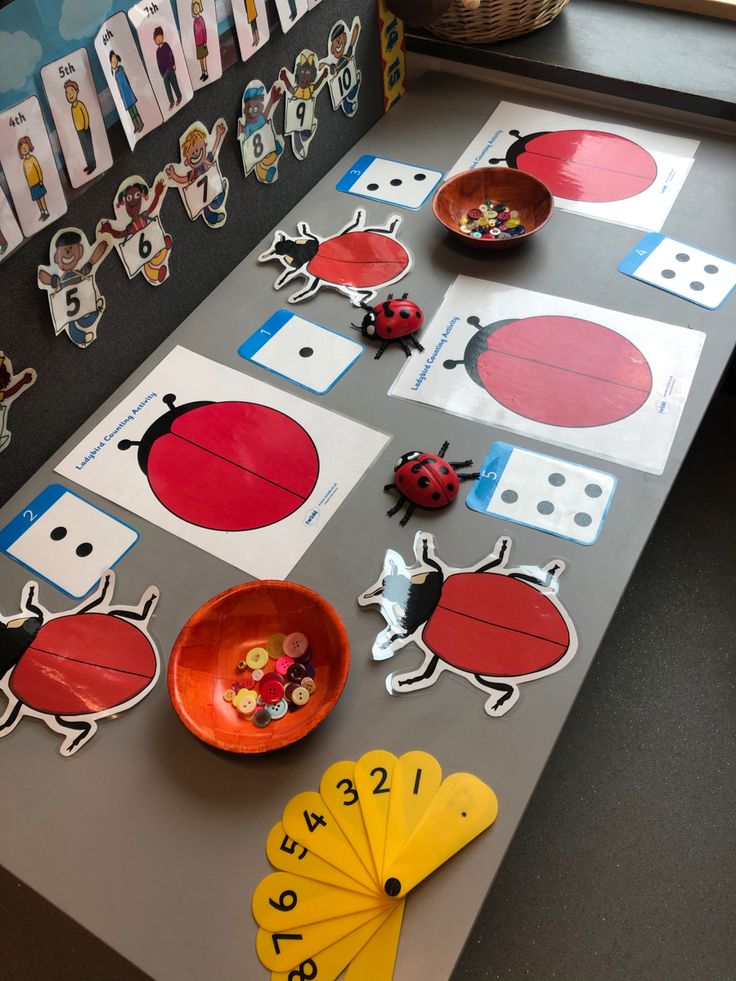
[619,233,736,310]
[337,154,444,210]
[0,484,138,598]
[467,442,616,545]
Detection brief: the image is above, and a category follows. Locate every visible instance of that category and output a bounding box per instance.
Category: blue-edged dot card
[467,442,616,546]
[238,310,363,395]
[0,484,139,597]
[619,233,736,310]
[336,154,443,210]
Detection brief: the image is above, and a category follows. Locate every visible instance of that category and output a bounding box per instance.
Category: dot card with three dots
[467,443,616,545]
[0,484,138,598]
[337,154,444,210]
[619,233,736,310]
[238,309,363,394]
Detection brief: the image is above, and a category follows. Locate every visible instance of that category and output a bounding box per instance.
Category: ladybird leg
[273,267,302,291]
[109,588,159,623]
[374,340,389,360]
[77,573,112,613]
[398,339,412,358]
[473,537,512,573]
[54,716,97,757]
[389,653,441,691]
[448,459,473,469]
[457,472,481,484]
[398,503,416,527]
[386,494,407,519]
[0,696,23,737]
[409,335,425,352]
[384,482,398,493]
[21,582,44,619]
[363,214,401,236]
[468,677,520,717]
[339,209,366,234]
[288,278,323,303]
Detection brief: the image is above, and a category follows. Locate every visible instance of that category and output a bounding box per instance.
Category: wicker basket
[427,0,571,44]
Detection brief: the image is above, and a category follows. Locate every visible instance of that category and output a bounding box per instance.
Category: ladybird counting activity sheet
[390,276,705,475]
[55,347,390,579]
[448,102,699,232]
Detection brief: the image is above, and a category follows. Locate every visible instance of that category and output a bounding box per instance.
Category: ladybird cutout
[237,78,285,185]
[37,227,110,348]
[258,208,413,306]
[0,571,160,756]
[359,532,578,717]
[97,173,172,286]
[0,353,36,454]
[279,50,328,161]
[352,292,425,359]
[385,441,479,525]
[252,750,497,976]
[164,118,228,228]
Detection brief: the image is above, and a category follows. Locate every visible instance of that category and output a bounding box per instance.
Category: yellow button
[237,659,248,671]
[291,686,310,706]
[233,690,257,715]
[507,217,520,228]
[246,646,269,670]
[267,633,286,659]
[302,677,316,694]
[222,688,236,702]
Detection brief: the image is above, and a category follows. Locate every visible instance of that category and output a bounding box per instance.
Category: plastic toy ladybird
[353,292,425,359]
[119,394,319,530]
[384,441,479,525]
[489,128,657,203]
[358,532,578,716]
[258,208,412,305]
[0,572,160,756]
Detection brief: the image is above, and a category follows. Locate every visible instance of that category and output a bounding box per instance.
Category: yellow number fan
[252,750,498,979]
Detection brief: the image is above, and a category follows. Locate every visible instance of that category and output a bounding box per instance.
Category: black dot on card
[418,476,430,488]
[661,269,676,279]
[676,253,690,262]
[76,542,93,558]
[299,347,314,358]
[704,264,719,274]
[414,173,427,181]
[367,182,379,191]
[690,281,705,291]
[585,483,602,498]
[548,472,566,486]
[501,490,518,504]
[574,512,592,527]
[537,500,554,515]
[390,178,402,187]
[50,526,67,541]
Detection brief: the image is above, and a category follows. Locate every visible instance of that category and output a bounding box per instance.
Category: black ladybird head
[273,235,320,269]
[488,129,549,167]
[118,393,213,475]
[442,316,519,388]
[0,616,42,676]
[394,450,421,472]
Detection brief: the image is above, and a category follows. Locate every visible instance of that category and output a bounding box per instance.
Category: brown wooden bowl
[433,167,553,250]
[168,581,350,754]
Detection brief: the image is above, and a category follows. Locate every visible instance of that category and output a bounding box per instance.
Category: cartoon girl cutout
[109,51,143,134]
[165,119,228,227]
[17,137,48,221]
[0,353,36,453]
[237,80,284,184]
[191,1,208,80]
[279,51,328,160]
[98,176,171,285]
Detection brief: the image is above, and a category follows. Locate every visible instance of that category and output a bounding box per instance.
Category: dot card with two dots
[0,484,138,598]
[238,309,363,394]
[619,233,736,310]
[337,155,444,210]
[467,443,616,545]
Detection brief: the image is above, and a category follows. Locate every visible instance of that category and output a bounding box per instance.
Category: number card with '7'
[165,119,229,228]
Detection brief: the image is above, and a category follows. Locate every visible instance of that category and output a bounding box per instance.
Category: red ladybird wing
[377,301,424,340]
[10,615,157,715]
[308,232,410,288]
[423,573,569,676]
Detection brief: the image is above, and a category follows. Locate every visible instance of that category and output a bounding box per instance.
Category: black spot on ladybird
[418,476,430,488]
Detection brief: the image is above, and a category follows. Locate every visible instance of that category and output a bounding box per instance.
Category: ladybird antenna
[349,322,362,331]
[509,129,521,137]
[467,316,483,330]
[163,393,177,409]
[442,359,463,369]
[118,439,140,451]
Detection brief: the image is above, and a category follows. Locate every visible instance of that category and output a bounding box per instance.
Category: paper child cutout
[0,186,23,263]
[165,119,228,227]
[175,0,222,88]
[37,228,110,349]
[233,0,270,62]
[0,571,160,756]
[321,17,362,117]
[98,175,172,286]
[0,353,36,454]
[279,51,328,160]
[237,79,285,185]
[129,0,194,119]
[41,49,113,189]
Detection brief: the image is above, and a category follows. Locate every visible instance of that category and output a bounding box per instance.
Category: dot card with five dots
[467,442,616,546]
[619,233,736,310]
[337,155,444,210]
[0,484,138,598]
[252,750,498,978]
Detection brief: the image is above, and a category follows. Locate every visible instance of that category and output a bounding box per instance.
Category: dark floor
[2,394,735,981]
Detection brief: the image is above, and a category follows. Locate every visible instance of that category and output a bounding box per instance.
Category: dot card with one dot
[238,309,363,394]
[337,154,444,210]
[467,442,616,545]
[619,233,736,310]
[0,484,138,598]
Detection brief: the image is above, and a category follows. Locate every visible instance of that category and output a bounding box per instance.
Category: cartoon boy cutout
[98,175,171,286]
[237,80,284,184]
[321,18,362,117]
[165,119,228,227]
[154,26,182,110]
[64,81,96,175]
[0,353,36,453]
[38,229,109,348]
[279,51,328,160]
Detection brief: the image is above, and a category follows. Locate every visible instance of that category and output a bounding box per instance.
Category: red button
[261,679,285,704]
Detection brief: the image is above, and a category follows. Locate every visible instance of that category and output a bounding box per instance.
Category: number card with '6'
[97,173,172,286]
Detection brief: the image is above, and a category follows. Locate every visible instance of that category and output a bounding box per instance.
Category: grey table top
[1,72,735,981]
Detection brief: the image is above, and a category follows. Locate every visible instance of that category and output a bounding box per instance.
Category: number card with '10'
[329,59,358,110]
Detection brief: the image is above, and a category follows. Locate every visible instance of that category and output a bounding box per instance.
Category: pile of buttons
[223,631,317,729]
[459,201,526,240]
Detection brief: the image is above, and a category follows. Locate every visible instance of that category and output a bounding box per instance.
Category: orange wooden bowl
[432,167,553,250]
[168,581,350,753]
